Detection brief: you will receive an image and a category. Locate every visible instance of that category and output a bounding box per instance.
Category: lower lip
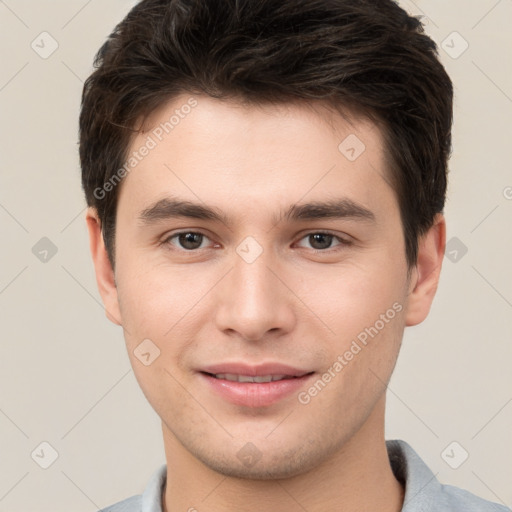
[200,372,315,407]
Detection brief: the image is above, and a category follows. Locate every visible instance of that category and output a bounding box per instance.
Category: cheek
[115,260,181,345]
[306,259,407,338]
[115,258,217,362]
[114,218,179,316]
[115,264,195,403]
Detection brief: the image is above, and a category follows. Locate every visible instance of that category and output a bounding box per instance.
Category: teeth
[213,374,289,383]
[253,375,273,383]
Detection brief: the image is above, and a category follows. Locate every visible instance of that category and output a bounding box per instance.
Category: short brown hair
[79,0,453,268]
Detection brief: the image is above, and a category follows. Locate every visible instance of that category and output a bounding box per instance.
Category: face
[88,95,443,479]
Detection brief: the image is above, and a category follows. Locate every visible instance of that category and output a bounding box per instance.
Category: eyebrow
[137,197,375,226]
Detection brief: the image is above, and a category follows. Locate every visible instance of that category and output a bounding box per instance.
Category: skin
[87,95,445,512]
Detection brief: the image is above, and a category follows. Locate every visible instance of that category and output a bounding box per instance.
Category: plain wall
[0,1,511,510]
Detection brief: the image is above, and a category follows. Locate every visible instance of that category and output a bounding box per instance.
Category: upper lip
[200,362,312,377]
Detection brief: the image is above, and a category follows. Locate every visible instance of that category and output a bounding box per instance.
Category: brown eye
[308,233,334,250]
[296,232,346,251]
[165,232,209,250]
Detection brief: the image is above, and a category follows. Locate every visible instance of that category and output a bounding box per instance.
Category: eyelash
[161,230,352,253]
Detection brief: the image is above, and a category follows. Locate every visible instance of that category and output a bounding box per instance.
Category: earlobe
[85,208,123,326]
[405,214,446,326]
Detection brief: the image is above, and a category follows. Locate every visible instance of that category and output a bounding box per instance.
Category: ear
[85,208,122,326]
[405,214,446,326]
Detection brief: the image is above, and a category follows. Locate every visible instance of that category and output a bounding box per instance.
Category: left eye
[296,232,344,251]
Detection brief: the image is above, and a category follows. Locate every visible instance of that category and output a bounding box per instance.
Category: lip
[201,362,311,377]
[198,362,315,408]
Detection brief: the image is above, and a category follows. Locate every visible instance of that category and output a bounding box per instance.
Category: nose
[213,247,297,342]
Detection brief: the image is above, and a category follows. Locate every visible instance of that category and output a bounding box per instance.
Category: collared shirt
[99,440,509,511]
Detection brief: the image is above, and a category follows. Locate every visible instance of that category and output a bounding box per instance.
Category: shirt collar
[387,439,442,510]
[141,463,166,512]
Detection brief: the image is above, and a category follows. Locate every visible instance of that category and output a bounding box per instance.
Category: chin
[192,438,331,481]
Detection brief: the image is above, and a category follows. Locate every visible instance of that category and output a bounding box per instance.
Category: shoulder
[437,483,509,512]
[98,463,167,512]
[387,440,509,512]
[98,494,141,512]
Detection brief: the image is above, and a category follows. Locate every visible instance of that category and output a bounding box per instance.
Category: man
[80,0,508,511]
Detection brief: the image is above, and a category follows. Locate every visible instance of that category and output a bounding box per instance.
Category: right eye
[162,231,214,251]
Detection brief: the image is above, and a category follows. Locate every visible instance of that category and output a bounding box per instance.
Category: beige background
[1,1,511,510]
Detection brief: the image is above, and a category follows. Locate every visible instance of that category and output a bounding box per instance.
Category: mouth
[198,363,315,407]
[204,373,306,383]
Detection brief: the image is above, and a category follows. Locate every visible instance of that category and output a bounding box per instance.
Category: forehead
[117,94,395,224]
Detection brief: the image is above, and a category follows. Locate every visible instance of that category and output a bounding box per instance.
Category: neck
[161,398,404,512]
